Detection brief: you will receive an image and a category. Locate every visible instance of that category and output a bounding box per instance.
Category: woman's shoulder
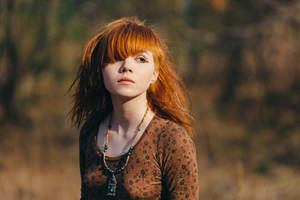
[151,116,197,163]
[150,115,192,144]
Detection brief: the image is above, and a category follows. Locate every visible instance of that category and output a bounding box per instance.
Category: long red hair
[69,17,193,136]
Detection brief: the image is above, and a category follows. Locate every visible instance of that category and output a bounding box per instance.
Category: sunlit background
[0,0,299,199]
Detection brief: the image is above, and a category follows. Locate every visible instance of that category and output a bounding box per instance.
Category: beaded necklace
[97,107,149,197]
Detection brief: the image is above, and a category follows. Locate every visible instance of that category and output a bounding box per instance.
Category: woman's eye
[136,56,147,63]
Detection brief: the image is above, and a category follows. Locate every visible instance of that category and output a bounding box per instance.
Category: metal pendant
[106,173,117,197]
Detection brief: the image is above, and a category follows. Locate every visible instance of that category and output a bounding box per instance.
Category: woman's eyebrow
[135,52,147,57]
[139,51,151,57]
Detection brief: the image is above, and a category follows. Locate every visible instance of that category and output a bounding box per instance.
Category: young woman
[69,17,199,199]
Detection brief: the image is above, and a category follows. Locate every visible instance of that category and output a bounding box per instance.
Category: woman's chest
[83,135,163,199]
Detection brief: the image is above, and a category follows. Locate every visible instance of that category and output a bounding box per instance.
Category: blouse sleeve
[158,122,199,200]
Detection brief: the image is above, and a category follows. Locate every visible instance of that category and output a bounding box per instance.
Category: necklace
[97,107,149,197]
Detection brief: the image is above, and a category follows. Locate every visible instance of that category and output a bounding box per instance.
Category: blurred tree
[216,0,300,167]
[0,0,52,124]
[0,0,21,122]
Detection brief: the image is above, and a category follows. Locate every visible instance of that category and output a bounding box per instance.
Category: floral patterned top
[79,113,199,200]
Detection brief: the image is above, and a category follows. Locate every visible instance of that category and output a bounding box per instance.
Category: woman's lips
[117,77,135,83]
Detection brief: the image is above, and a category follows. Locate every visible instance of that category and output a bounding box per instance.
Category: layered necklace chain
[101,107,149,197]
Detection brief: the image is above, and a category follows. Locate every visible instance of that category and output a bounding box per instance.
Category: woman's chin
[110,90,147,100]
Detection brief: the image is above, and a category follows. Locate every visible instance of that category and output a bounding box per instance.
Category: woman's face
[102,50,158,99]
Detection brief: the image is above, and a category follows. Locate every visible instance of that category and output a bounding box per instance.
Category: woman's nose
[121,67,132,73]
[120,59,133,73]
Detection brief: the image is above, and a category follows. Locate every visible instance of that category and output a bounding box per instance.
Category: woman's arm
[158,122,199,200]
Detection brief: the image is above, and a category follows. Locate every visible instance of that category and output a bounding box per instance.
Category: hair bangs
[105,23,160,64]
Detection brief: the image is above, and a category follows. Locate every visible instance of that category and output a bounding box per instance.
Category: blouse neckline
[92,115,158,161]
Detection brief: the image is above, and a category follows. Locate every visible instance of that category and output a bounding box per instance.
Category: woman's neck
[110,93,150,134]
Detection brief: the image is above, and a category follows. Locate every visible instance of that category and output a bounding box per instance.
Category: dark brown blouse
[79,114,199,200]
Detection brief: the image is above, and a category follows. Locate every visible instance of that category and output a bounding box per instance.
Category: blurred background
[0,0,299,199]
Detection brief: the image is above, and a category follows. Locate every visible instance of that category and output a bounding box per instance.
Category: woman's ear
[151,70,158,83]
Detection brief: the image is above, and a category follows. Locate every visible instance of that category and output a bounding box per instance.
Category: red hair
[69,17,193,136]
